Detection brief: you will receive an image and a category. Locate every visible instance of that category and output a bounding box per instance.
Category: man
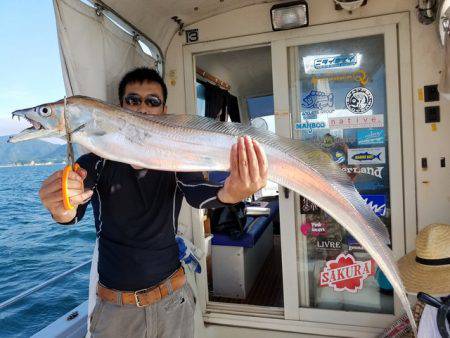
[39,67,268,337]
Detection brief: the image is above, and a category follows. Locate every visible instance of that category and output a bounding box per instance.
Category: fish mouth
[8,110,56,143]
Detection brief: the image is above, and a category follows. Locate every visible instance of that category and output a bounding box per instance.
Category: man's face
[122,80,167,115]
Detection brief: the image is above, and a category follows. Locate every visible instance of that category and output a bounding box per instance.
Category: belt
[97,267,186,307]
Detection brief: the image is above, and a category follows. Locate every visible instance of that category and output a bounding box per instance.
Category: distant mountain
[0,136,67,165]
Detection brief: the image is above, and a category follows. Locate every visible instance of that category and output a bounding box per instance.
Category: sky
[0,0,65,136]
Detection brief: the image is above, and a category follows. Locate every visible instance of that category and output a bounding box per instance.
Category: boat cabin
[33,0,450,337]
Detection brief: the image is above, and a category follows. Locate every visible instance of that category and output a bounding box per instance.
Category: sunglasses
[124,94,163,107]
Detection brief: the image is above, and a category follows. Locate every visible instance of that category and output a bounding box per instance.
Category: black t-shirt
[65,153,227,291]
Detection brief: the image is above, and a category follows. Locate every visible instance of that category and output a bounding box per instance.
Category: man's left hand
[217,136,268,204]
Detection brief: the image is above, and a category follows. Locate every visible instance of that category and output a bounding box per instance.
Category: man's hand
[39,167,93,223]
[217,136,268,204]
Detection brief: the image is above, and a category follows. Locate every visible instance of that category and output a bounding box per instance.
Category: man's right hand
[39,167,93,223]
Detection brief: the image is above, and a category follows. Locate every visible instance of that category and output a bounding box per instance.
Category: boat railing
[0,259,91,311]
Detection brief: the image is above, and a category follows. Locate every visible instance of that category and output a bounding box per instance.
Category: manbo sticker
[348,147,386,165]
[328,115,384,130]
[295,121,327,133]
[341,166,384,179]
[302,90,334,111]
[319,253,375,293]
[357,129,385,145]
[361,194,387,217]
[311,69,369,87]
[346,87,374,114]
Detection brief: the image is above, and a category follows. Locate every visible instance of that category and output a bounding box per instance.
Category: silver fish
[8,96,416,333]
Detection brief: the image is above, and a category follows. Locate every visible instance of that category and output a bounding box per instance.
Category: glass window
[290,35,394,314]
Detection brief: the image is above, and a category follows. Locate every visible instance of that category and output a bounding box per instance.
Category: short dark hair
[118,67,167,105]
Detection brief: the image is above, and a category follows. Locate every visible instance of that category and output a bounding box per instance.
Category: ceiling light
[271,1,309,31]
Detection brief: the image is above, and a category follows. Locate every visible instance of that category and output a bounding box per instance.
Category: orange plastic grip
[62,163,81,210]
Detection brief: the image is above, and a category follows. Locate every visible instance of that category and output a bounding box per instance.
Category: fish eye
[39,106,52,117]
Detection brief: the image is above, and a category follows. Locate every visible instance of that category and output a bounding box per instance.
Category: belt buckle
[134,288,148,308]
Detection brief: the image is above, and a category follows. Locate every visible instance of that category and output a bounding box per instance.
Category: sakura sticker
[319,253,375,293]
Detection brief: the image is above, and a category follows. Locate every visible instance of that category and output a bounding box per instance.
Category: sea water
[0,165,95,337]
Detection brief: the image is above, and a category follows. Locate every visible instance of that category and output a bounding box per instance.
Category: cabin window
[289,34,395,315]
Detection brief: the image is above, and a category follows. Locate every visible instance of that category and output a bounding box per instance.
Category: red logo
[300,221,327,237]
[319,253,375,293]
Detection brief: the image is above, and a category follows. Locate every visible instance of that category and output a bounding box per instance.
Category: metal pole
[0,260,91,311]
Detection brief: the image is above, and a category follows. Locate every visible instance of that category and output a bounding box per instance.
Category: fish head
[8,100,67,143]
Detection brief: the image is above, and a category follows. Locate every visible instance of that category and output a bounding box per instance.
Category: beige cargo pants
[89,283,196,338]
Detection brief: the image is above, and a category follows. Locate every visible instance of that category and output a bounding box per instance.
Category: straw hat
[398,223,450,296]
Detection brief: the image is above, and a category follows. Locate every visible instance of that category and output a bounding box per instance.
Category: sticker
[346,235,364,251]
[302,90,334,111]
[333,150,346,164]
[357,129,385,145]
[346,87,374,114]
[418,88,424,101]
[355,179,386,191]
[328,115,384,130]
[303,53,361,74]
[319,253,375,293]
[348,147,386,165]
[316,239,342,250]
[302,111,318,120]
[341,166,384,179]
[361,194,387,217]
[311,69,369,87]
[300,196,321,214]
[185,29,199,43]
[313,54,359,70]
[300,221,327,237]
[321,133,336,148]
[295,121,327,133]
[431,123,437,131]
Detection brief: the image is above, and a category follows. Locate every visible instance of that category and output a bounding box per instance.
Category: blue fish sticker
[348,147,386,165]
[302,90,334,110]
[352,152,382,162]
[357,129,385,145]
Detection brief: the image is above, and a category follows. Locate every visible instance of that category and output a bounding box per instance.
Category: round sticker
[345,87,374,114]
[333,150,346,164]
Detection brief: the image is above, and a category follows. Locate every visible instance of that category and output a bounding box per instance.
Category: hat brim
[398,250,450,296]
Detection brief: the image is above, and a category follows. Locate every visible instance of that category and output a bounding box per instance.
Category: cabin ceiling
[196,46,273,98]
[101,0,275,53]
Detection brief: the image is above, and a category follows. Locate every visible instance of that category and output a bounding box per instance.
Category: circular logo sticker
[345,87,374,114]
